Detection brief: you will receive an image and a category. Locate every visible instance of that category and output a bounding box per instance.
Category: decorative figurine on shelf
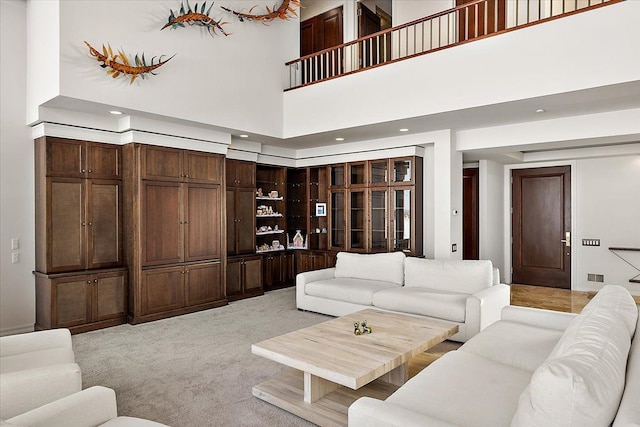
[257,188,263,197]
[362,320,371,334]
[274,224,279,231]
[293,230,304,248]
[354,322,362,335]
[270,190,278,198]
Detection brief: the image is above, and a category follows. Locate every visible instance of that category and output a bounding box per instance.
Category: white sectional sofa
[296,251,510,342]
[349,285,640,427]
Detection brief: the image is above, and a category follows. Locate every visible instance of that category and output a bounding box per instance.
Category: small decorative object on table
[354,322,362,335]
[362,320,371,334]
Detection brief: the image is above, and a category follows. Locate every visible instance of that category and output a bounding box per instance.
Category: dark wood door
[358,2,381,68]
[300,6,344,82]
[463,168,479,260]
[53,274,92,327]
[236,188,256,254]
[87,143,121,179]
[141,265,185,315]
[512,166,571,288]
[244,256,263,292]
[46,138,85,178]
[226,189,238,254]
[185,261,223,305]
[457,0,506,42]
[226,257,243,297]
[87,180,122,269]
[184,184,221,262]
[142,181,182,266]
[236,160,256,188]
[185,152,222,184]
[141,146,182,181]
[48,178,85,273]
[94,271,126,321]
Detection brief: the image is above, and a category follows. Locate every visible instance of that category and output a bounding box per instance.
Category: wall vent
[587,273,604,283]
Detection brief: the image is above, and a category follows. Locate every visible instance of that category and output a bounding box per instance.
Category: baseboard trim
[0,324,35,337]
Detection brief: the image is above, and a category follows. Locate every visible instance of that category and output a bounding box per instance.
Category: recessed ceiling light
[239,134,249,138]
[399,128,409,132]
[535,109,546,113]
[109,110,123,115]
[335,137,344,141]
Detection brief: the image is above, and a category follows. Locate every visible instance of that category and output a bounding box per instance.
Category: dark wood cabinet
[226,255,263,301]
[263,251,295,290]
[124,144,226,324]
[35,137,125,333]
[295,250,336,274]
[35,268,127,333]
[226,159,256,256]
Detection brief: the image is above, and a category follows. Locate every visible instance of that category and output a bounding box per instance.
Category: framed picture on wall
[315,202,327,217]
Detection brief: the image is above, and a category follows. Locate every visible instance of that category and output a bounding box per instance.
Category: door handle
[561,231,571,247]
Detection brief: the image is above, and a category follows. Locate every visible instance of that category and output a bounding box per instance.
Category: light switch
[11,252,19,264]
[11,238,19,250]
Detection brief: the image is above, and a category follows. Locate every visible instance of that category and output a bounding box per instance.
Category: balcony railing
[286,0,621,90]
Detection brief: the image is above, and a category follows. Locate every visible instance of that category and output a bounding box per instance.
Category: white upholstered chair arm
[0,363,82,419]
[500,305,577,331]
[5,386,117,427]
[0,330,72,358]
[465,284,511,340]
[349,397,458,427]
[296,267,336,308]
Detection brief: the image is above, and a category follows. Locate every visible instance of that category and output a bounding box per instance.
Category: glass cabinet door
[369,160,388,186]
[330,164,345,188]
[349,190,366,251]
[393,188,413,253]
[392,158,413,184]
[369,189,388,252]
[349,162,367,187]
[330,190,345,249]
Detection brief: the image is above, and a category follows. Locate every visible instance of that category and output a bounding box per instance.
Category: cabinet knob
[185,175,189,178]
[88,222,92,226]
[87,280,92,284]
[82,222,86,226]
[88,169,92,173]
[184,221,189,224]
[82,169,86,173]
[94,279,98,283]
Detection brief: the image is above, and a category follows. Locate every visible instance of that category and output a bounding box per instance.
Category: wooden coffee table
[252,309,458,426]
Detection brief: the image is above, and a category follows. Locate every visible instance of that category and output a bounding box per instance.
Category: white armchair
[3,386,169,426]
[1,329,81,420]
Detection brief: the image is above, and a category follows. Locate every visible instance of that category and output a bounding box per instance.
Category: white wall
[29,0,299,137]
[393,0,453,26]
[574,156,640,294]
[479,159,505,276]
[1,0,35,335]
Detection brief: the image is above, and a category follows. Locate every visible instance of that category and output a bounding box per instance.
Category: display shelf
[256,230,285,236]
[256,214,283,218]
[256,196,284,201]
[256,247,286,254]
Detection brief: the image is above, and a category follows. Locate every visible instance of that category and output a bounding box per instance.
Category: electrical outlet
[452,243,457,252]
[11,252,19,264]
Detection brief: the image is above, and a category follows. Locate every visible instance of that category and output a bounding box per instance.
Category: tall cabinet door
[348,190,367,252]
[392,187,414,253]
[226,189,238,254]
[369,189,389,252]
[184,184,221,262]
[236,188,256,254]
[87,180,122,269]
[47,178,86,273]
[142,181,182,266]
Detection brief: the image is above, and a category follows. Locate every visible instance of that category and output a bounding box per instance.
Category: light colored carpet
[73,288,457,426]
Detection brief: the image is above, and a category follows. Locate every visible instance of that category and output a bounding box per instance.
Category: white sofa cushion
[387,351,532,427]
[404,258,493,294]
[334,252,405,286]
[460,320,563,372]
[512,285,636,427]
[372,288,468,322]
[613,312,640,426]
[578,284,638,335]
[305,278,398,306]
[0,348,75,375]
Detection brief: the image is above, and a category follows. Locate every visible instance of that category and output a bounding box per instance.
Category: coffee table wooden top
[252,309,458,390]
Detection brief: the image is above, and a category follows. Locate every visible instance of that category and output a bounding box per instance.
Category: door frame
[503,161,577,289]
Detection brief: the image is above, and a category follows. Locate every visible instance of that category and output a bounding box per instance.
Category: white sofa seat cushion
[512,285,637,427]
[0,348,75,374]
[387,351,532,427]
[404,258,493,294]
[613,313,640,426]
[372,288,468,323]
[334,251,405,285]
[460,320,563,372]
[305,278,398,306]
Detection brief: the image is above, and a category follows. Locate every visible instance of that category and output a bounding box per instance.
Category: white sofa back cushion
[334,252,405,286]
[511,285,637,427]
[405,258,493,294]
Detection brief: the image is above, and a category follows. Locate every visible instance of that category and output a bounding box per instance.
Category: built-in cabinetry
[123,144,226,324]
[34,137,126,333]
[263,251,295,290]
[328,157,423,256]
[226,159,263,300]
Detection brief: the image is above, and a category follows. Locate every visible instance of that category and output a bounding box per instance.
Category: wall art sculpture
[162,1,229,36]
[84,41,174,84]
[221,0,300,23]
